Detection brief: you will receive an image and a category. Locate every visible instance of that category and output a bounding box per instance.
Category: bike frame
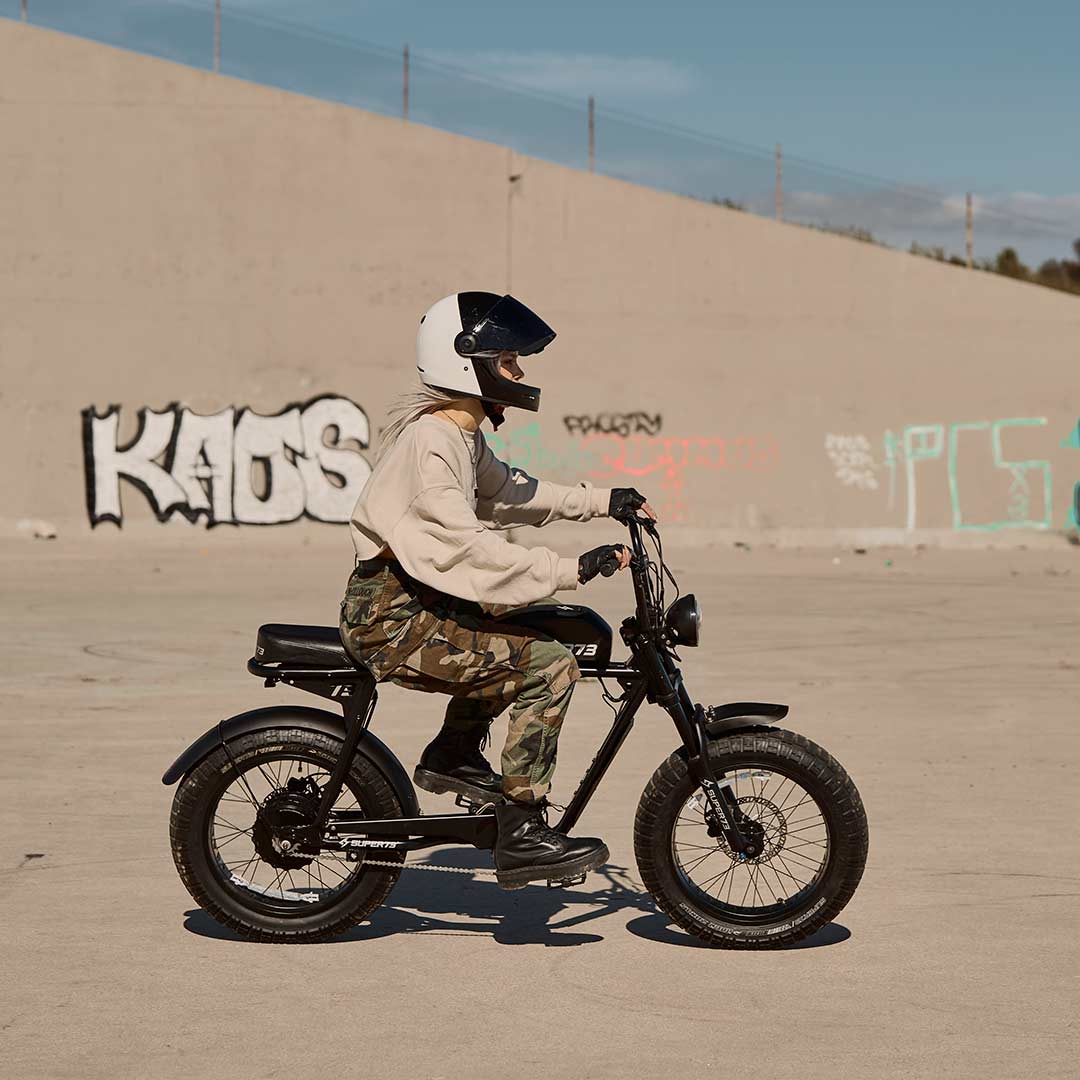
[246,518,772,857]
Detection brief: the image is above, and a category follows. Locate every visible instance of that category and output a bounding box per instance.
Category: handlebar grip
[600,557,619,577]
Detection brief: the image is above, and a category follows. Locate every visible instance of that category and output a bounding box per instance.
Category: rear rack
[247,657,368,685]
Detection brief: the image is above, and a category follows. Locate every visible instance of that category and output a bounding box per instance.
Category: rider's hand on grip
[609,487,657,523]
[578,544,629,584]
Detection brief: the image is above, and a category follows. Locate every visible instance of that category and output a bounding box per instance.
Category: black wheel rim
[203,749,386,917]
[671,759,831,924]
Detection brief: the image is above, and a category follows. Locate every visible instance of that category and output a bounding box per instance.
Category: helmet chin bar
[472,356,541,414]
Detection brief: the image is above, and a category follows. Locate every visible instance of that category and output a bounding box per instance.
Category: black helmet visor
[456,294,556,357]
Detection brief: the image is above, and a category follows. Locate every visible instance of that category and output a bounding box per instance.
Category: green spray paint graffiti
[947,419,1052,531]
[487,421,780,522]
[1063,419,1080,529]
[843,417,1059,531]
[883,425,947,531]
[485,421,596,475]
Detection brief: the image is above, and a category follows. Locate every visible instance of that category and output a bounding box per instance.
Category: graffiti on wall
[489,420,779,522]
[824,417,1074,531]
[824,434,879,491]
[1064,419,1080,529]
[562,412,663,437]
[82,395,370,527]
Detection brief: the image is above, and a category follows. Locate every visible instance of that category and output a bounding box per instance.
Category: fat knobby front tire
[634,728,868,949]
[170,727,405,943]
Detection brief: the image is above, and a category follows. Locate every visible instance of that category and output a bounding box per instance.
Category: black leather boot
[494,799,609,890]
[413,726,503,804]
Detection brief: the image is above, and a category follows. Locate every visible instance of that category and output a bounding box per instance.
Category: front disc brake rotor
[693,792,788,863]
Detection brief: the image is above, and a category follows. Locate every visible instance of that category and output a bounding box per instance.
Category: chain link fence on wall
[7,0,1080,279]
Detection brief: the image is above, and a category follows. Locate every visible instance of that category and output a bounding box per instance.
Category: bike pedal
[546,873,587,889]
[454,793,495,814]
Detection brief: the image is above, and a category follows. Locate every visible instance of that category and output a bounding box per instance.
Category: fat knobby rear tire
[634,728,868,949]
[170,727,405,943]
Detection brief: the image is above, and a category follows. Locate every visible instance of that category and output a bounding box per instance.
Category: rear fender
[704,701,788,737]
[160,704,419,817]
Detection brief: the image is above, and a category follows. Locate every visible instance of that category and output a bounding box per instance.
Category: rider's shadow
[182,847,656,947]
[343,851,656,946]
[342,847,655,947]
[183,848,851,948]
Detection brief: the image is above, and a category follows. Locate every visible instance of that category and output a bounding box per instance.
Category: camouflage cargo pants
[339,558,580,803]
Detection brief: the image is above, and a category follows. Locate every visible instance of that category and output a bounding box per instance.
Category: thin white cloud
[725,186,1078,239]
[974,191,1080,223]
[425,50,697,102]
[766,188,1080,263]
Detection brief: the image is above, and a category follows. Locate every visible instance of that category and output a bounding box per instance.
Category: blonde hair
[376,382,462,463]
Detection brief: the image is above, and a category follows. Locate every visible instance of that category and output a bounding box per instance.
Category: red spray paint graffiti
[487,422,780,522]
[582,434,780,521]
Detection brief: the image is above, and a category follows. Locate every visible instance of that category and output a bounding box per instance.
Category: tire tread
[169,728,404,944]
[634,728,868,949]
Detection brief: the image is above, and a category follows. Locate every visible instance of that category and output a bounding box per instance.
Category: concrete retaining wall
[3,21,1078,545]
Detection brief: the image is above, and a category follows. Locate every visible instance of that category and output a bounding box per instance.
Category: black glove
[578,544,627,584]
[609,487,648,522]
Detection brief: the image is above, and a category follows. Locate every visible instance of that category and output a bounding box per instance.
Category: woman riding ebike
[164,292,869,946]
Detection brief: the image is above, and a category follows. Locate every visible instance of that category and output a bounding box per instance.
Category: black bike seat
[255,624,353,669]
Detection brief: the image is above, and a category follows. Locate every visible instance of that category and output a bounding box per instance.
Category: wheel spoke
[680,848,723,873]
[215,830,252,849]
[253,762,279,791]
[207,750,368,910]
[698,861,738,894]
[672,762,831,916]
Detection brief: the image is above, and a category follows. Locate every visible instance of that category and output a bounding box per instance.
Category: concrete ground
[1,531,1077,1079]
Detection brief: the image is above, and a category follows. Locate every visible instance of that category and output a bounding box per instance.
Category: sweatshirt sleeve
[475,439,610,529]
[387,463,581,607]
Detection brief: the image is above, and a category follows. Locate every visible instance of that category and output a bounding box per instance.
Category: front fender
[704,701,788,737]
[161,704,420,817]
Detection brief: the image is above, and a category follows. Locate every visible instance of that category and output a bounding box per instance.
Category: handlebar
[601,513,654,576]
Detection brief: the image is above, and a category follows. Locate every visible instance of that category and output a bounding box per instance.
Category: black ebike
[165,514,869,948]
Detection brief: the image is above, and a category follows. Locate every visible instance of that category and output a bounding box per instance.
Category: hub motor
[251,777,322,870]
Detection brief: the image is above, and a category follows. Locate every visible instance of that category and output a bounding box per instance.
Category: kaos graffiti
[82,395,370,527]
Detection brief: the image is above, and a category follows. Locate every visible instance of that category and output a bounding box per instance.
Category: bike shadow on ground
[183,847,850,949]
[184,847,651,947]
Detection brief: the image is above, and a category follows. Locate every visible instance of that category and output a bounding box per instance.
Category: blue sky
[12,0,1079,262]
[220,0,1077,194]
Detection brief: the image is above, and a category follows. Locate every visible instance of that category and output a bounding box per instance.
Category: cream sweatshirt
[350,414,612,607]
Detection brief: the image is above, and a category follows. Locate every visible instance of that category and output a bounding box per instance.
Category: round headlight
[665,593,701,647]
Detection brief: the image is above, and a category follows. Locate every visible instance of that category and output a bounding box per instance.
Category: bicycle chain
[360,857,498,877]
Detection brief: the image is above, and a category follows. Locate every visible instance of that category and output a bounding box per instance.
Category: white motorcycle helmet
[416,292,556,427]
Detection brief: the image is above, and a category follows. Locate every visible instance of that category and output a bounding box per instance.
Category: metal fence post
[965,192,973,268]
[214,0,221,73]
[403,45,410,120]
[22,0,28,22]
[588,96,595,173]
[776,143,783,221]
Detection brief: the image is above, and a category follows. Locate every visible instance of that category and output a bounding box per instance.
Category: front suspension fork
[645,647,761,859]
[686,707,760,858]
